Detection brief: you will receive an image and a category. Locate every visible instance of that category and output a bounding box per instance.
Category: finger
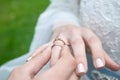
[68,72,80,80]
[24,47,51,78]
[70,37,88,76]
[104,51,120,71]
[26,43,52,61]
[81,28,105,69]
[50,40,63,67]
[51,45,76,80]
[50,46,62,66]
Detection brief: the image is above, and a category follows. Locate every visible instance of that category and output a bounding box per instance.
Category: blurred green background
[0,0,49,65]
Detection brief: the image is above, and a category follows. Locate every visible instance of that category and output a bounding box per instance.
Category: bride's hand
[50,24,120,76]
[28,24,120,78]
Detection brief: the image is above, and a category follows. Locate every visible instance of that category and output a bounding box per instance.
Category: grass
[0,0,49,65]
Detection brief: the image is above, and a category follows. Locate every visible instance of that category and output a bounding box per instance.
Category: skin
[8,46,77,80]
[50,25,120,78]
[33,25,119,79]
[9,25,120,80]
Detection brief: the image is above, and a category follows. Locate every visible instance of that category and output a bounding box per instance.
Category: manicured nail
[96,58,104,68]
[26,56,32,62]
[77,63,85,73]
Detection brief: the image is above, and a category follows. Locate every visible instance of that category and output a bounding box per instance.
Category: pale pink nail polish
[77,63,85,73]
[96,58,104,68]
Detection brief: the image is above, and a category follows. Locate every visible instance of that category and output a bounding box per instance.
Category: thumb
[52,45,76,80]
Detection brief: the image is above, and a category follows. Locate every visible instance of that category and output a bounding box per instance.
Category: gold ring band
[52,43,63,48]
[54,38,66,45]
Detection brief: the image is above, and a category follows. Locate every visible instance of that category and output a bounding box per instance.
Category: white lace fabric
[79,0,120,65]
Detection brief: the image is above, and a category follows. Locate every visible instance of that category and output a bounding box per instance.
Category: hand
[50,25,120,76]
[28,24,120,78]
[8,46,77,80]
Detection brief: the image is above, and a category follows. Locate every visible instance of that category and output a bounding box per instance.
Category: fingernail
[96,58,104,68]
[77,63,86,73]
[26,56,32,62]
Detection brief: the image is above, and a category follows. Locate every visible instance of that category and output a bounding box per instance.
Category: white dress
[0,0,120,80]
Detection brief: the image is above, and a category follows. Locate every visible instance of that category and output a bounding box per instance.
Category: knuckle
[88,36,101,46]
[73,38,80,43]
[76,53,86,59]
[71,38,84,45]
[66,26,80,34]
[75,53,87,63]
[72,30,80,36]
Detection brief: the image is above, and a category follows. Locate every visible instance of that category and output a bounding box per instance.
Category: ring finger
[50,40,64,67]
